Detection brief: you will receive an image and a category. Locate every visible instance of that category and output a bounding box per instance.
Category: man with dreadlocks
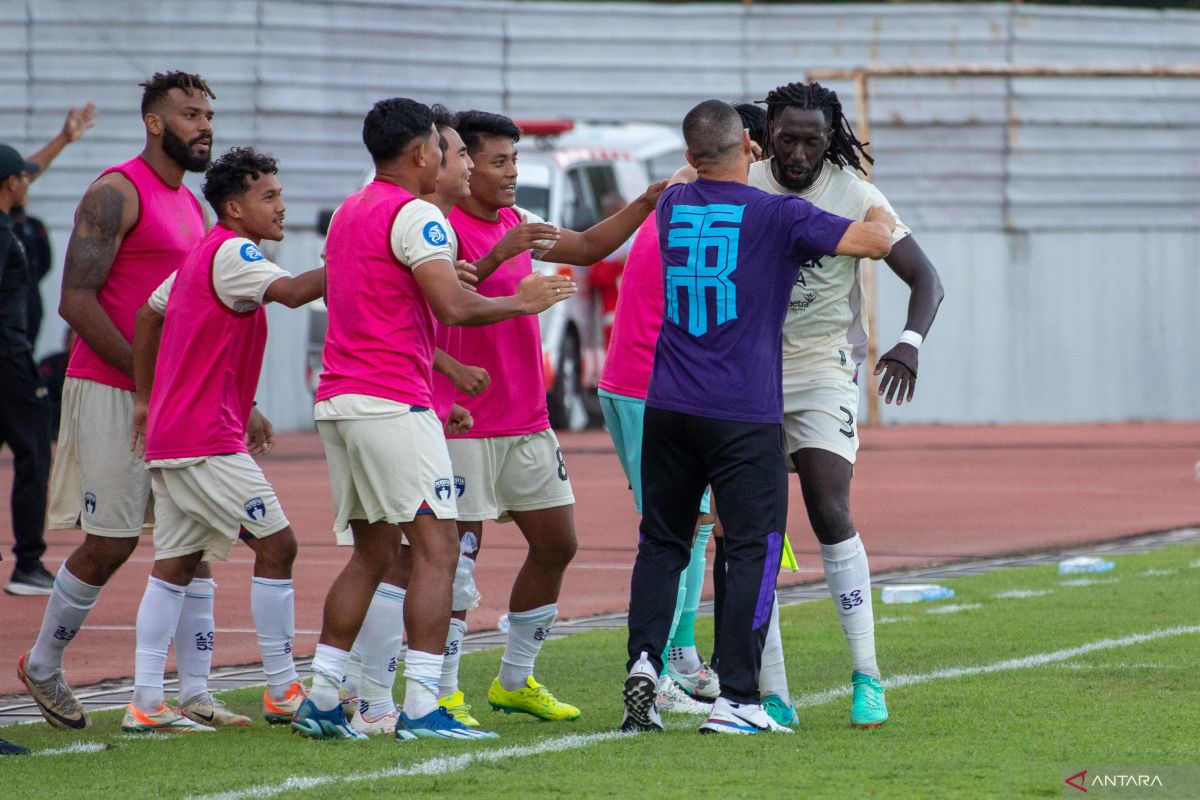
[749,80,944,729]
[18,71,252,731]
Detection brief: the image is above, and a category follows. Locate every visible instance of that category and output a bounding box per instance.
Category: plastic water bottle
[1058,557,1115,575]
[497,614,509,633]
[880,584,955,604]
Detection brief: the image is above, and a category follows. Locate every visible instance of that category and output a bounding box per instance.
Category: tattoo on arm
[63,184,127,291]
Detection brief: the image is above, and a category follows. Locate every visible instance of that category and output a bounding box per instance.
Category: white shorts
[318,404,456,539]
[48,377,152,537]
[447,429,574,523]
[150,453,289,562]
[781,351,861,466]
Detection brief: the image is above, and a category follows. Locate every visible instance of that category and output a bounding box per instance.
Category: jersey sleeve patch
[422,220,450,247]
[240,242,266,263]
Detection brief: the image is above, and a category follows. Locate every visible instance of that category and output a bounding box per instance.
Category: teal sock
[660,577,687,676]
[671,524,713,650]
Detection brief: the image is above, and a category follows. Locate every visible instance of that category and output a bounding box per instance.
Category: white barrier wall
[3,1,1197,428]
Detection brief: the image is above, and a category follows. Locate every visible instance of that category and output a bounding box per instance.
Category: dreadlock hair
[140,71,215,115]
[761,81,872,174]
[732,102,767,151]
[202,147,277,218]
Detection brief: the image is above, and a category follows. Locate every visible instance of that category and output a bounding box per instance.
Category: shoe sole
[851,719,887,729]
[263,711,298,725]
[121,724,212,733]
[16,652,90,730]
[182,712,253,728]
[5,583,53,596]
[620,675,662,732]
[290,718,366,740]
[699,721,761,735]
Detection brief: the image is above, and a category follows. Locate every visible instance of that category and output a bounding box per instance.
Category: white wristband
[898,330,924,349]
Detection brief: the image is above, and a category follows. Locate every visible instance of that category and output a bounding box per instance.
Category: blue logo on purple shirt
[666,204,743,336]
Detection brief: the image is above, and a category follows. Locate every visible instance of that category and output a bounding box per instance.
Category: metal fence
[3,1,1198,426]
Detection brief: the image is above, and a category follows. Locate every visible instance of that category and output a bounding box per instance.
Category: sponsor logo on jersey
[244,496,266,521]
[422,220,449,247]
[240,242,265,262]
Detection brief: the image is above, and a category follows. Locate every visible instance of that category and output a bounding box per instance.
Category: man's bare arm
[263,268,326,308]
[60,174,139,376]
[26,103,96,181]
[539,180,668,267]
[873,236,945,405]
[130,303,165,456]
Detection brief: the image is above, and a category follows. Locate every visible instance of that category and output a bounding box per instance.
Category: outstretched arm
[263,267,326,308]
[27,103,97,181]
[539,180,668,266]
[60,173,140,376]
[414,258,576,327]
[873,236,945,406]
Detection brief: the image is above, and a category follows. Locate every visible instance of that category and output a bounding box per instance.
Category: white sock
[342,650,362,704]
[251,577,298,700]
[402,648,443,719]
[309,643,350,712]
[821,533,880,679]
[133,577,187,712]
[27,567,100,680]
[667,646,702,675]
[175,577,215,705]
[354,583,405,719]
[439,617,467,697]
[758,594,790,699]
[498,603,556,691]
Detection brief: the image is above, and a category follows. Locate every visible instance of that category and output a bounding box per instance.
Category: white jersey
[748,159,911,373]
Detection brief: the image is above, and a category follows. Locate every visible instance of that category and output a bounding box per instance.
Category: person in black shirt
[10,206,52,349]
[0,102,94,595]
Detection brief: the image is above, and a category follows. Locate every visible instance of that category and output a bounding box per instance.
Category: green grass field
[4,542,1199,800]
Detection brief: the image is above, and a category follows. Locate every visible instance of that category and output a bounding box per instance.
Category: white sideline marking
[994,589,1052,599]
[1138,568,1177,577]
[1059,577,1120,587]
[876,616,909,624]
[197,626,1200,800]
[1190,560,1200,569]
[926,603,982,615]
[188,731,629,800]
[789,625,1200,709]
[33,741,108,756]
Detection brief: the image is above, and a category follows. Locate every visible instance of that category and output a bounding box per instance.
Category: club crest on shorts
[83,492,97,515]
[422,220,449,247]
[434,478,452,501]
[454,475,466,497]
[244,496,266,521]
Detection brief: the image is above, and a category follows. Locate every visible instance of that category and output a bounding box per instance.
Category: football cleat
[438,690,481,727]
[394,706,498,740]
[850,672,888,728]
[761,693,800,728]
[17,651,89,730]
[263,681,307,725]
[290,698,367,740]
[0,737,30,756]
[350,702,399,737]
[655,675,711,715]
[122,703,214,733]
[488,676,580,721]
[180,694,252,727]
[665,661,720,701]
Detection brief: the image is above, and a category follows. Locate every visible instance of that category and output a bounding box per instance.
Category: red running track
[1,422,1197,697]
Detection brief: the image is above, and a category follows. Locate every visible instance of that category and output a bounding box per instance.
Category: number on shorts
[838,406,856,439]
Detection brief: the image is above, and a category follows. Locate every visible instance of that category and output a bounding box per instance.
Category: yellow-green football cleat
[439,690,481,727]
[487,676,580,721]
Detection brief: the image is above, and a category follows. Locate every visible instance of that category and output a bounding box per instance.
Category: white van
[306,120,684,430]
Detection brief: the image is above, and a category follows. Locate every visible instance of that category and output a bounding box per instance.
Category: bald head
[681,99,745,168]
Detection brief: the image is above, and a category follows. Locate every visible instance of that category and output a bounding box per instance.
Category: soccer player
[442,109,665,723]
[122,147,321,732]
[748,81,944,728]
[621,100,895,735]
[339,105,497,736]
[18,71,238,729]
[294,97,573,741]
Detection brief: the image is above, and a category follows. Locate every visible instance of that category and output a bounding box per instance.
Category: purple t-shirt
[646,178,853,424]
